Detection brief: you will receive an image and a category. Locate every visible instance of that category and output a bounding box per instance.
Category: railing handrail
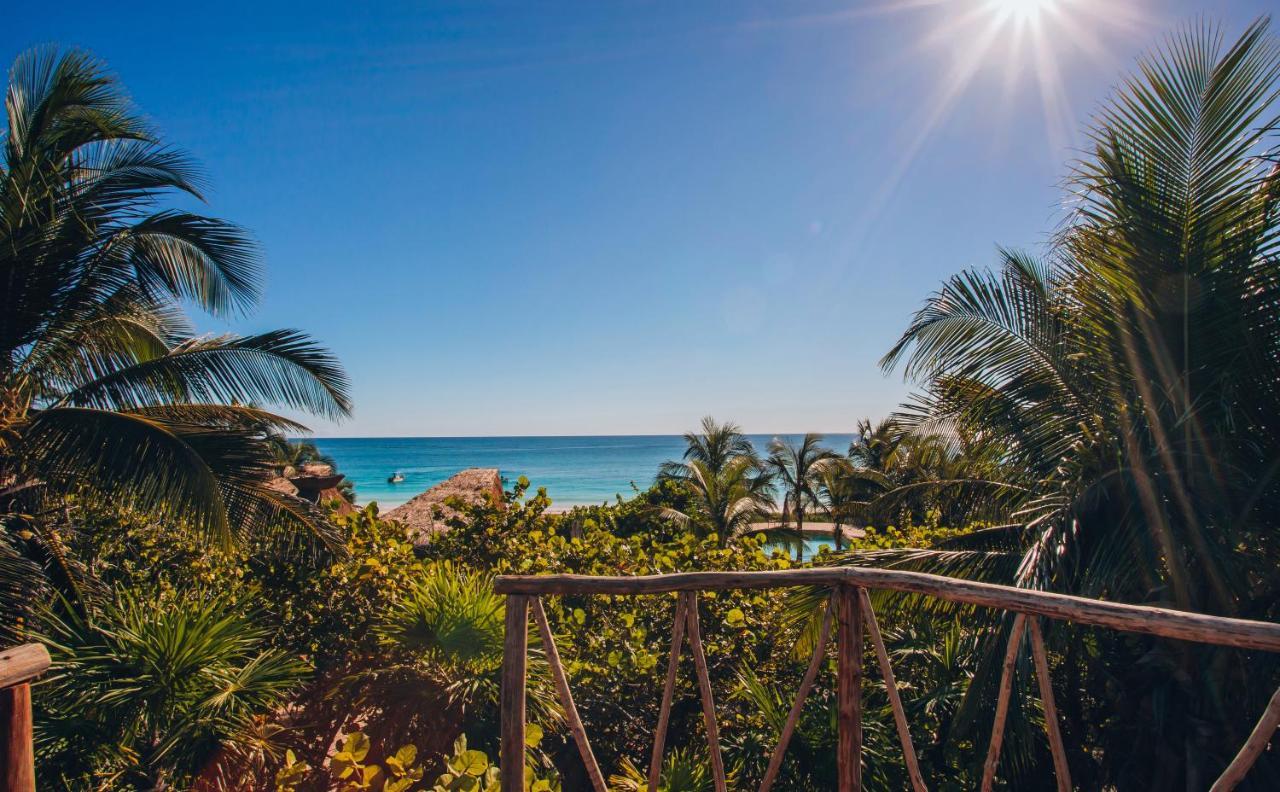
[495,566,1280,653]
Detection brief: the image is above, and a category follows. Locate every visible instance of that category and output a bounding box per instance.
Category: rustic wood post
[981,613,1026,792]
[0,684,33,792]
[648,595,688,792]
[1027,617,1071,792]
[684,592,728,792]
[530,598,608,792]
[500,595,530,792]
[837,585,863,791]
[759,597,835,792]
[1211,683,1280,791]
[0,643,50,792]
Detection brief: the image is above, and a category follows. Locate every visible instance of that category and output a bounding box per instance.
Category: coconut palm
[0,48,351,627]
[657,455,775,545]
[873,19,1280,784]
[847,417,904,473]
[815,460,864,551]
[658,418,773,544]
[767,434,839,561]
[266,434,335,477]
[661,416,758,477]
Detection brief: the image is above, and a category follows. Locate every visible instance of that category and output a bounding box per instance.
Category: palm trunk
[795,489,805,562]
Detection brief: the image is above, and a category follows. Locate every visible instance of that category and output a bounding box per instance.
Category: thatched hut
[383,468,503,543]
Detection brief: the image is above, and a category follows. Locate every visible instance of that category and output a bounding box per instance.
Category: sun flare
[987,0,1057,24]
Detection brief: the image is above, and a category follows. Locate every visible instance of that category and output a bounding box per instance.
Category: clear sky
[7,1,1273,436]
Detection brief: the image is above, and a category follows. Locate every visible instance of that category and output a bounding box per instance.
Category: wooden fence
[493,567,1280,791]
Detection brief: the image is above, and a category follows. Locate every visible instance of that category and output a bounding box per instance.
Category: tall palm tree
[874,18,1280,784]
[657,456,775,545]
[767,434,839,561]
[847,417,904,473]
[0,48,351,627]
[662,416,758,476]
[658,417,773,545]
[815,460,865,551]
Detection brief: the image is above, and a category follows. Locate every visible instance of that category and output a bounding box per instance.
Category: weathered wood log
[500,595,529,792]
[859,589,927,792]
[530,598,607,792]
[759,596,835,792]
[0,645,49,690]
[683,592,727,792]
[648,596,688,792]
[0,644,47,792]
[1211,683,1280,791]
[837,585,863,791]
[981,613,1026,792]
[0,684,34,792]
[1027,618,1072,792]
[493,568,1280,653]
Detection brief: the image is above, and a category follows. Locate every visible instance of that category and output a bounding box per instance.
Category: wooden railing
[0,643,50,792]
[494,568,1280,791]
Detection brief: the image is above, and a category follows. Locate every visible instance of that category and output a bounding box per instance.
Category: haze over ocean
[316,434,856,510]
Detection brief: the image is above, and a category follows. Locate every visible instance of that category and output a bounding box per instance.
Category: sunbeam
[837,0,1150,258]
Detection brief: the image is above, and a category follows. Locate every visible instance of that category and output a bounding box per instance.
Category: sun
[987,0,1058,24]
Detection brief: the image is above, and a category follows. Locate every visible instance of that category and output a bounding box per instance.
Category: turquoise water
[313,434,855,510]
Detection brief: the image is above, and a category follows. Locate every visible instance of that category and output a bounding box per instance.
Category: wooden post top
[0,645,49,690]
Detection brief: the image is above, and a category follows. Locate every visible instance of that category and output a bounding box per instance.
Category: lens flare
[988,0,1057,23]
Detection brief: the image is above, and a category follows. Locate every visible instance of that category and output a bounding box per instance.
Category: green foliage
[378,561,505,675]
[276,730,559,792]
[0,45,351,635]
[610,747,739,792]
[875,17,1280,786]
[16,17,1280,791]
[37,586,309,789]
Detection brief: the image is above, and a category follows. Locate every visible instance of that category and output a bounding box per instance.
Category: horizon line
[303,430,859,440]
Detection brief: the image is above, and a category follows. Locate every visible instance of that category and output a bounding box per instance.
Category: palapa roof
[383,468,503,542]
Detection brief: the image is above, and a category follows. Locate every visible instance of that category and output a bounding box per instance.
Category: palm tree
[815,460,863,551]
[266,434,335,477]
[847,417,904,473]
[0,49,351,626]
[658,418,773,545]
[875,19,1280,784]
[657,456,775,545]
[767,434,839,561]
[267,433,354,500]
[662,416,758,477]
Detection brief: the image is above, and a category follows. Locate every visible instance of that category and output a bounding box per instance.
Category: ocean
[313,434,857,510]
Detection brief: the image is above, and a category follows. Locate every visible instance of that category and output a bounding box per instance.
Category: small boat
[387,472,405,484]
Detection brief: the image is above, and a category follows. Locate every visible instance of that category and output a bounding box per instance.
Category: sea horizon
[313,433,857,510]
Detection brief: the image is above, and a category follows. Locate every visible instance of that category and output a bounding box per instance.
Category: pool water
[764,535,841,559]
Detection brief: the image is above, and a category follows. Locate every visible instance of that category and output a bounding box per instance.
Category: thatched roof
[383,468,503,542]
[265,477,299,497]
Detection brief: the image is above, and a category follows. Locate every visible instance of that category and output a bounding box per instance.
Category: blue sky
[7,1,1273,436]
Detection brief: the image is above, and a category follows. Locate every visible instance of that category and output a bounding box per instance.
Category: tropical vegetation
[2,14,1279,792]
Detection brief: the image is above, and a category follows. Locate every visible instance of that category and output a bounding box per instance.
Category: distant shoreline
[319,434,858,516]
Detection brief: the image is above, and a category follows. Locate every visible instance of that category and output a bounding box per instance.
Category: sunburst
[828,0,1151,252]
